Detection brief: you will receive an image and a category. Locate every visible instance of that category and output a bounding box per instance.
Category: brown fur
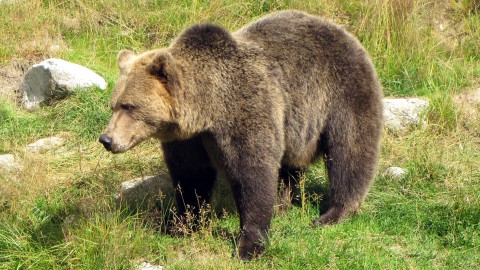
[100,10,383,260]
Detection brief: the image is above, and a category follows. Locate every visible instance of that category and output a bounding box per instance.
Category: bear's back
[234,11,383,167]
[233,10,356,70]
[232,10,375,104]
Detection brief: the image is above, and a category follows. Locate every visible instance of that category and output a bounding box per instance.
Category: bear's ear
[117,50,136,74]
[148,52,177,85]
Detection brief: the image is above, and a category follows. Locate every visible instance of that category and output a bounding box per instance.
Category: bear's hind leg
[314,116,381,226]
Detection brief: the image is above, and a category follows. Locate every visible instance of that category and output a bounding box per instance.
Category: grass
[1,0,479,269]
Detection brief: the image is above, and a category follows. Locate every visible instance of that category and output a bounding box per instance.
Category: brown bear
[99,10,383,260]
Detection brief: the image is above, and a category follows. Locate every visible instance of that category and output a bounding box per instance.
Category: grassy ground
[1,0,479,269]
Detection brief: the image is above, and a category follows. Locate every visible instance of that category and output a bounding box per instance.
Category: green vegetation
[1,0,479,269]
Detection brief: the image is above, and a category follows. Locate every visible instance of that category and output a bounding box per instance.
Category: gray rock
[383,167,407,180]
[0,154,21,170]
[26,136,64,153]
[115,174,174,208]
[383,98,429,132]
[138,262,163,270]
[19,58,107,110]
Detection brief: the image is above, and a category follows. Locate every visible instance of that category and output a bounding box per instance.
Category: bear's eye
[120,104,135,111]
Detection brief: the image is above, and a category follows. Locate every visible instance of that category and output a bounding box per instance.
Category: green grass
[1,0,479,269]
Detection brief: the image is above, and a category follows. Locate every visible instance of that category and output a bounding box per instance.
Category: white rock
[26,136,65,153]
[49,45,61,52]
[383,167,407,179]
[19,58,107,110]
[116,174,174,207]
[138,262,163,270]
[383,98,429,132]
[0,154,20,170]
[0,154,15,166]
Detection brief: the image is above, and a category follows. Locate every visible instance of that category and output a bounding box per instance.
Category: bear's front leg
[161,137,217,232]
[226,160,278,260]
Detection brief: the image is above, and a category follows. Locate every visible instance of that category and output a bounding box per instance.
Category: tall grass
[340,0,480,96]
[2,0,477,94]
[0,0,479,269]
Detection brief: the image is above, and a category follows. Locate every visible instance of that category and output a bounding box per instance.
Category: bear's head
[100,23,239,153]
[99,49,181,153]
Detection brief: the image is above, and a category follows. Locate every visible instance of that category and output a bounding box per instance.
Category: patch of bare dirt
[453,87,480,117]
[0,61,26,101]
[0,57,49,102]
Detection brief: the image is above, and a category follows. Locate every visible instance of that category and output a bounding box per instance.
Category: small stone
[26,136,64,153]
[138,262,163,270]
[0,154,21,170]
[116,174,174,208]
[383,98,429,132]
[0,154,15,166]
[49,45,61,52]
[383,167,407,179]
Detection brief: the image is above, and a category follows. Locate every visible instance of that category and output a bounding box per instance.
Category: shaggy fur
[100,10,383,260]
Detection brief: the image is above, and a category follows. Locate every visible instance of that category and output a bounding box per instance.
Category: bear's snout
[99,134,113,152]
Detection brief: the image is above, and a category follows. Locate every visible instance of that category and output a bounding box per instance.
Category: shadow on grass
[30,216,66,248]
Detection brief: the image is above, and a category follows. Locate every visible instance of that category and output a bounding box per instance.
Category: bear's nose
[99,134,113,152]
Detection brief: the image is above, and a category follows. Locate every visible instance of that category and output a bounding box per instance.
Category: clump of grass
[458,0,480,14]
[0,99,50,152]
